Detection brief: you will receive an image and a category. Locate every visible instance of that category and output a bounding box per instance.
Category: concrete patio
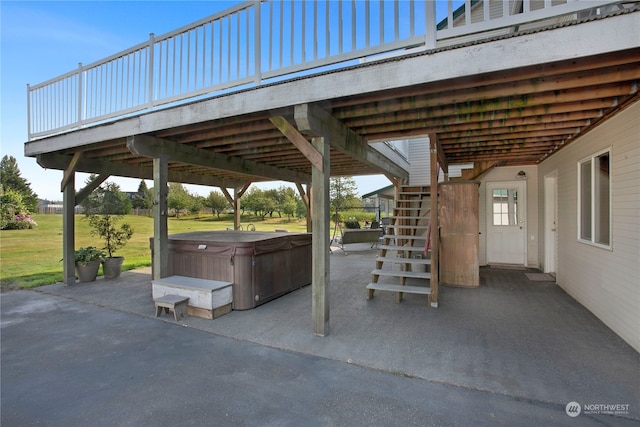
[2,244,638,425]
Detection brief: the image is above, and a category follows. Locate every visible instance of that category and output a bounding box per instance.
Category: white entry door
[486,181,526,265]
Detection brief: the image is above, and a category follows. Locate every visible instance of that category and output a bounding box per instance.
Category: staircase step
[387,224,430,230]
[400,185,430,190]
[371,269,432,280]
[398,191,431,196]
[389,215,427,220]
[397,199,425,202]
[383,234,426,240]
[378,244,427,252]
[393,199,429,209]
[366,283,432,295]
[393,207,423,211]
[376,256,431,265]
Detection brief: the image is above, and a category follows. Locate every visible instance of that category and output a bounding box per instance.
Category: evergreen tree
[132,180,153,209]
[0,155,38,213]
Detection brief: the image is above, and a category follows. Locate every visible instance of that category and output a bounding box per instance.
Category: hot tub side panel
[165,240,234,281]
[251,242,312,307]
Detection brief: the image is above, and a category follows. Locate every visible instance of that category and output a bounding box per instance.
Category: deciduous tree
[82,178,132,215]
[205,190,230,219]
[330,177,361,211]
[167,183,192,217]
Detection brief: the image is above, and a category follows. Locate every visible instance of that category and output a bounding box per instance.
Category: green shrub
[74,246,106,265]
[3,213,38,230]
[343,218,361,229]
[0,191,36,230]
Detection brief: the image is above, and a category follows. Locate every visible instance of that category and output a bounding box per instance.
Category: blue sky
[1,0,426,201]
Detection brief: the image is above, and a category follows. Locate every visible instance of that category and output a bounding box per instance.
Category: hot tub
[151,231,312,310]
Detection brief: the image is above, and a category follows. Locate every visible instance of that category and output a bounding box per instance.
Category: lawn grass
[0,213,308,291]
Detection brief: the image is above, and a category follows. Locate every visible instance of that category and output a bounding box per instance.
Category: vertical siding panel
[538,101,640,352]
[409,137,431,186]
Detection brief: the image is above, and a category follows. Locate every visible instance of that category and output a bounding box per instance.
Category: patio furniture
[339,228,382,254]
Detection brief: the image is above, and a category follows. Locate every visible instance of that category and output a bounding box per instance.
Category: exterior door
[486,181,526,265]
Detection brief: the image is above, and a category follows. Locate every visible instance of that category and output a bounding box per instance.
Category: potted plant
[82,179,135,279]
[88,213,133,279]
[74,246,105,282]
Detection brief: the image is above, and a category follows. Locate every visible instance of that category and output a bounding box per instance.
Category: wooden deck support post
[311,136,330,336]
[223,183,251,230]
[59,153,110,285]
[62,172,76,285]
[429,133,447,308]
[233,191,242,230]
[152,156,169,280]
[287,104,332,336]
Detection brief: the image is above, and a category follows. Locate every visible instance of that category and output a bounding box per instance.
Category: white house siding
[408,137,431,186]
[462,0,512,24]
[537,100,640,352]
[477,165,539,267]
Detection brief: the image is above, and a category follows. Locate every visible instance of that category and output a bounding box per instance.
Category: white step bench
[152,275,233,320]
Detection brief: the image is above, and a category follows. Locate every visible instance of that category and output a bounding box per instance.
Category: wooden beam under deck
[268,116,325,172]
[127,134,310,184]
[37,152,245,189]
[293,103,408,181]
[75,173,109,206]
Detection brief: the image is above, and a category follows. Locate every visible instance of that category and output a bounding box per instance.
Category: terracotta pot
[102,257,124,279]
[76,260,101,282]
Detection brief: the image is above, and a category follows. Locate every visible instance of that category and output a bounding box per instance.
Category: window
[578,149,611,247]
[492,188,519,226]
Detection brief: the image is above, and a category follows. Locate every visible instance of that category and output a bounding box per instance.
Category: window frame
[577,147,612,250]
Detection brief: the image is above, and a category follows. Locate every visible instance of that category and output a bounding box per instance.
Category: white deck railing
[27,0,622,140]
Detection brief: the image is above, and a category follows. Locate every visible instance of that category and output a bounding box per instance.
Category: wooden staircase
[366,186,433,304]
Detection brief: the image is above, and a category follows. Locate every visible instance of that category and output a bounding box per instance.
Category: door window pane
[492,188,518,226]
